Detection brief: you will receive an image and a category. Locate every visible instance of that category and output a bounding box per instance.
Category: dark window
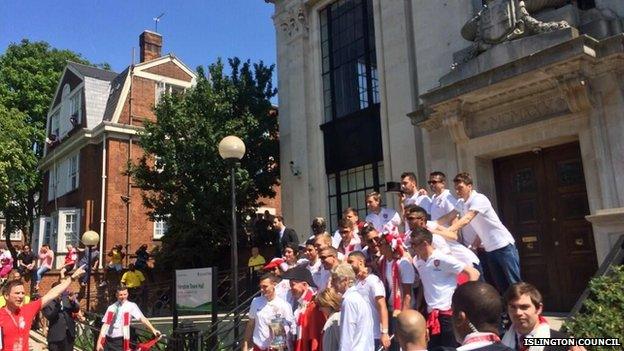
[327,162,385,231]
[320,0,379,122]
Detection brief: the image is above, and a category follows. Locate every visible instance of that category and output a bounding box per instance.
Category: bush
[562,265,624,349]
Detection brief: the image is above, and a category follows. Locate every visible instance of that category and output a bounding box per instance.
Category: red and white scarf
[294,288,315,341]
[380,233,406,311]
[104,306,131,351]
[502,315,550,351]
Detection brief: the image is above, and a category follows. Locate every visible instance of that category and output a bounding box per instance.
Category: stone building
[36,31,196,267]
[267,0,624,311]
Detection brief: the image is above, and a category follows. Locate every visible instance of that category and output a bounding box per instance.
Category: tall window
[50,112,60,138]
[320,0,379,122]
[327,162,385,230]
[69,90,81,123]
[64,213,78,245]
[154,218,168,240]
[69,154,79,190]
[155,82,185,105]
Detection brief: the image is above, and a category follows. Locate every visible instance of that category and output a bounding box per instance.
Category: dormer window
[50,112,60,139]
[155,81,185,105]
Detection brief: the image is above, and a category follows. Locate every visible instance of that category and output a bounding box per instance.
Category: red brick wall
[41,144,102,235]
[144,61,193,82]
[117,76,157,126]
[103,138,157,256]
[257,184,282,213]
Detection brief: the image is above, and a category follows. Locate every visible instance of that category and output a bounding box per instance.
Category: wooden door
[493,142,597,311]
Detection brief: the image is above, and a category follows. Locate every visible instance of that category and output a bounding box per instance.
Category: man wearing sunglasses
[427,171,458,223]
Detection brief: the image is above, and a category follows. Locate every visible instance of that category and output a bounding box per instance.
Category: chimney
[139,30,162,62]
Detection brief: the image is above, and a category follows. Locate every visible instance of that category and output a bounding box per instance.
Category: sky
[0,0,277,77]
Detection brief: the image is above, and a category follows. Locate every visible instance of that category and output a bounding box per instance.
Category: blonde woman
[316,288,341,351]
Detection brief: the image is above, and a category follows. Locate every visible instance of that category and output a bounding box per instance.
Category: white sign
[175,267,212,311]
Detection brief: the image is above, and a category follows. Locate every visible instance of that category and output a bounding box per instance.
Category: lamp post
[218,136,245,311]
[81,230,100,312]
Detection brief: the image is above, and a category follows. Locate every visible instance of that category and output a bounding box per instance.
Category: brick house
[35,31,196,267]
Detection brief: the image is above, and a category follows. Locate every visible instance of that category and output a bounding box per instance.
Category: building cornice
[38,121,143,170]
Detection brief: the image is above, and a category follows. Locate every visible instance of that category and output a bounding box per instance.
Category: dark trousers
[48,337,74,351]
[427,314,458,349]
[105,336,124,351]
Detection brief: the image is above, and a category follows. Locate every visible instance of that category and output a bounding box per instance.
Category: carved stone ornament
[459,0,569,61]
[557,76,594,113]
[278,5,308,39]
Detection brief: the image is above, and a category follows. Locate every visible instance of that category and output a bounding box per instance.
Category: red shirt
[0,299,42,351]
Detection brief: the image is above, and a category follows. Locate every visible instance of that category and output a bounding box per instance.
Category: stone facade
[269,0,624,273]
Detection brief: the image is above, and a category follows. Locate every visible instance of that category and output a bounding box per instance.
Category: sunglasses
[427,180,441,184]
[319,255,334,260]
[339,229,351,234]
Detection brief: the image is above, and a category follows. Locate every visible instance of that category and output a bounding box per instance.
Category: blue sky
[0,0,277,76]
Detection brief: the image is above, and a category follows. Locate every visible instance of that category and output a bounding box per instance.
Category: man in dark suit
[42,281,80,351]
[502,282,584,351]
[272,215,299,258]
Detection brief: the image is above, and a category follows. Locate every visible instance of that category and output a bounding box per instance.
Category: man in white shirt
[302,239,324,291]
[347,251,391,350]
[332,208,361,248]
[399,172,432,215]
[438,172,521,294]
[427,171,458,222]
[410,227,480,349]
[377,232,416,314]
[365,191,401,231]
[336,218,362,256]
[243,273,296,351]
[331,263,374,351]
[97,286,160,351]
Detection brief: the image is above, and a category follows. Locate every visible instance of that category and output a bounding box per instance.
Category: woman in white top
[316,288,342,351]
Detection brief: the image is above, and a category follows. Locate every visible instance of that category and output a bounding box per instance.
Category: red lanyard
[463,333,501,345]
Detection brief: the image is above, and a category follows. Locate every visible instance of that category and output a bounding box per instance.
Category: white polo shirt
[404,192,432,214]
[337,236,362,256]
[455,191,515,252]
[356,274,386,338]
[332,226,360,249]
[426,222,479,266]
[430,189,457,221]
[340,285,374,351]
[414,249,465,312]
[248,295,295,350]
[304,259,324,291]
[101,301,144,338]
[366,207,401,231]
[382,256,416,306]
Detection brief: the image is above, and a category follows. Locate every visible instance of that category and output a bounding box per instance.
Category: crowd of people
[0,242,156,350]
[244,171,584,351]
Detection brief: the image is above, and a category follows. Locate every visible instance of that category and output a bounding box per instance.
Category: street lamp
[218,136,245,312]
[81,230,100,312]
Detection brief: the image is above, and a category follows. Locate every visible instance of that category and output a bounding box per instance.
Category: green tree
[131,58,279,270]
[0,39,98,250]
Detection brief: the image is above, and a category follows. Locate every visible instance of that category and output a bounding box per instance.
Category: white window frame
[153,217,168,240]
[63,212,79,246]
[0,221,22,241]
[51,112,60,138]
[69,89,82,124]
[155,82,185,105]
[69,153,79,190]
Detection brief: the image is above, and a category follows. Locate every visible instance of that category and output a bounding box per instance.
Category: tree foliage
[131,58,279,270]
[0,39,95,247]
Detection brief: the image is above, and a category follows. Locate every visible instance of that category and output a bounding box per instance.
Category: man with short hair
[331,263,374,351]
[427,171,458,222]
[376,231,415,314]
[450,281,513,351]
[273,215,300,258]
[17,244,36,278]
[43,281,80,351]
[336,218,362,256]
[348,251,390,349]
[332,208,362,248]
[396,309,428,351]
[400,172,432,215]
[502,282,582,351]
[283,265,325,351]
[439,172,521,294]
[97,285,160,351]
[410,227,480,348]
[0,266,86,351]
[120,263,145,303]
[365,191,401,231]
[243,273,295,351]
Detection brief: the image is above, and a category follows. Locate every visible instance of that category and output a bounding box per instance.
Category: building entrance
[493,142,597,311]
